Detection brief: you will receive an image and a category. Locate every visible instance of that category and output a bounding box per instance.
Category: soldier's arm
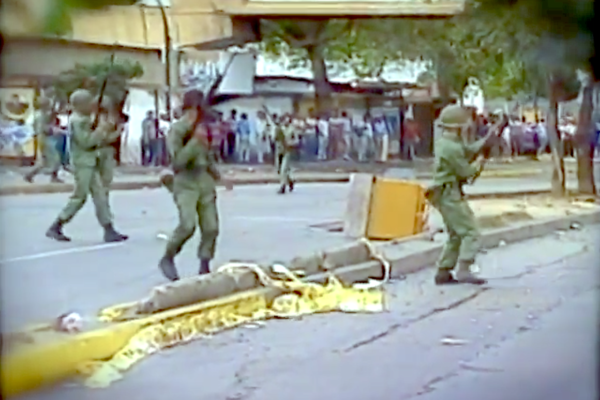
[445,144,481,181]
[70,116,108,150]
[167,123,203,171]
[463,138,488,161]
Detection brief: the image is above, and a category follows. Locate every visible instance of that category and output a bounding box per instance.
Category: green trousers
[29,136,61,176]
[277,151,292,186]
[434,184,480,270]
[165,174,219,261]
[97,147,116,200]
[58,163,113,226]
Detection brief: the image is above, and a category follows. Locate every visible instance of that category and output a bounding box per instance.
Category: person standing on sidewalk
[236,112,252,163]
[427,104,500,286]
[254,110,270,164]
[158,90,222,281]
[317,113,329,161]
[45,89,128,243]
[24,96,63,183]
[373,115,390,162]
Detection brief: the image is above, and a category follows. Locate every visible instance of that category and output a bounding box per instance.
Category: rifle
[91,53,115,130]
[465,113,509,163]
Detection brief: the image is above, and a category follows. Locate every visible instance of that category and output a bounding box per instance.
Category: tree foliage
[2,0,138,35]
[51,58,144,107]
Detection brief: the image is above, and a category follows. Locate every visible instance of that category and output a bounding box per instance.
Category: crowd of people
[139,107,423,166]
[472,111,600,160]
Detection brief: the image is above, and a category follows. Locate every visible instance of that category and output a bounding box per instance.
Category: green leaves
[51,57,144,106]
[10,0,139,35]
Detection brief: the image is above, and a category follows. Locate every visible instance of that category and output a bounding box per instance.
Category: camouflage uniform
[45,90,128,243]
[158,90,220,281]
[24,97,62,183]
[427,104,487,285]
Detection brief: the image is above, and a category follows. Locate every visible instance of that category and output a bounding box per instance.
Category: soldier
[94,96,123,201]
[45,89,128,243]
[24,96,63,183]
[427,104,502,286]
[158,90,222,281]
[274,114,298,194]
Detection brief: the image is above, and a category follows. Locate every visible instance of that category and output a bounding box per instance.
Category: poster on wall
[0,88,36,158]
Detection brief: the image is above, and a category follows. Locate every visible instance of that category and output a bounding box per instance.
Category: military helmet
[438,104,473,128]
[182,89,205,110]
[69,89,94,113]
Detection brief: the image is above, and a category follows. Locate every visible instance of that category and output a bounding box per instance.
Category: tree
[260,19,354,113]
[51,57,144,108]
[2,0,138,36]
[476,0,596,196]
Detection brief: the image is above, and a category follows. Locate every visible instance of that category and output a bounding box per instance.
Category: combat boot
[199,259,211,275]
[277,184,286,195]
[288,180,295,192]
[454,261,487,285]
[103,224,129,243]
[159,256,180,281]
[46,220,71,242]
[50,172,64,184]
[434,269,458,285]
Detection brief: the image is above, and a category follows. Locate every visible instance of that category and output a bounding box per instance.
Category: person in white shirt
[536,118,548,158]
[373,116,389,162]
[355,114,373,162]
[317,114,329,161]
[254,111,270,164]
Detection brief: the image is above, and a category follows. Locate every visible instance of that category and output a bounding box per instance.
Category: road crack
[343,289,487,352]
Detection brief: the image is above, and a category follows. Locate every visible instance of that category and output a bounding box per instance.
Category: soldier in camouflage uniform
[24,96,62,183]
[45,89,128,243]
[158,90,222,281]
[274,115,298,194]
[427,104,496,286]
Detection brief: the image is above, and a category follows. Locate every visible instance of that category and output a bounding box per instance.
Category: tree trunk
[547,73,566,197]
[575,81,597,195]
[306,43,331,114]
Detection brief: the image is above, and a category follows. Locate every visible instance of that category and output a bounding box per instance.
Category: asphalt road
[13,222,600,400]
[0,177,593,330]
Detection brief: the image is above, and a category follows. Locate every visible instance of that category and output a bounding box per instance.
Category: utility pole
[155,0,172,121]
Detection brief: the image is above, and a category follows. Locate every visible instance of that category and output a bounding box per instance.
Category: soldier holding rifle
[45,89,128,243]
[426,104,507,286]
[158,90,226,281]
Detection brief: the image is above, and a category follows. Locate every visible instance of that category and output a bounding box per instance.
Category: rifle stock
[91,53,116,129]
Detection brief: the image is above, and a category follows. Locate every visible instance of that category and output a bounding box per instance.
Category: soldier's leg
[47,138,63,183]
[283,152,294,191]
[89,171,127,243]
[24,141,46,182]
[46,166,94,241]
[452,199,485,283]
[434,198,462,285]
[277,152,290,194]
[159,186,199,281]
[197,187,219,275]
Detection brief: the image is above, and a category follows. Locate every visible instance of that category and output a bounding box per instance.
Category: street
[11,218,599,400]
[0,177,573,331]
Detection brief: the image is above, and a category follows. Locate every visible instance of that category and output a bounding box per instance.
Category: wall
[1,38,165,88]
[214,96,294,118]
[69,6,232,48]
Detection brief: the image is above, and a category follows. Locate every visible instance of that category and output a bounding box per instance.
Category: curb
[3,210,598,397]
[0,169,543,196]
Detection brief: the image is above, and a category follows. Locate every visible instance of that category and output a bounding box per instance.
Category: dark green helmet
[438,104,473,128]
[69,89,93,113]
